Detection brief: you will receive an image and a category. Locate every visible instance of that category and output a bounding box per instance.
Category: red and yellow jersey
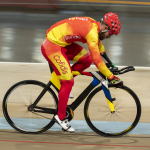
[46,17,113,79]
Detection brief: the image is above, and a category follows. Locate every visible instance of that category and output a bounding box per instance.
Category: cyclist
[41,12,121,132]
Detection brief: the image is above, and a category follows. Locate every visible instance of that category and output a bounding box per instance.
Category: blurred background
[0,0,150,67]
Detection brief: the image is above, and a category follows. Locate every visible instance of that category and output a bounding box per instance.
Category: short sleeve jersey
[46,17,113,79]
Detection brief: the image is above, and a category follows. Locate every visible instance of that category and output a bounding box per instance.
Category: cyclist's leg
[41,38,74,121]
[65,42,92,74]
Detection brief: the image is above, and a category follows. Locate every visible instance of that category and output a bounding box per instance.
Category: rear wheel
[3,80,58,134]
[84,84,141,137]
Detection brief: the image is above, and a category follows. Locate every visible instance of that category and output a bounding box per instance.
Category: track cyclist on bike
[41,12,122,132]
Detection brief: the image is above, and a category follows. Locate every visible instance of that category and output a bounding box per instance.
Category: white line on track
[0,62,150,70]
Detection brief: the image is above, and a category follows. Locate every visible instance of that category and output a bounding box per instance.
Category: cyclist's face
[99,31,111,40]
[99,25,112,40]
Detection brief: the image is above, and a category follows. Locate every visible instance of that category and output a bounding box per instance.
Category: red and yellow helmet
[103,12,121,35]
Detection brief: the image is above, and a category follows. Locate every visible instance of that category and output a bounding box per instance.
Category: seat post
[48,62,54,73]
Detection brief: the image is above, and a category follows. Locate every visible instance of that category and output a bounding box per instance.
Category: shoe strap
[63,125,72,131]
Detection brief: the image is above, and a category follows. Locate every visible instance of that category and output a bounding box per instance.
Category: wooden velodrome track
[0,62,150,150]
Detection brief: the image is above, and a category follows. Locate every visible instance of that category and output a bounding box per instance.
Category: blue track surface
[0,117,150,135]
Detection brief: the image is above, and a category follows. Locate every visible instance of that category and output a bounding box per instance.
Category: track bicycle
[2,63,141,137]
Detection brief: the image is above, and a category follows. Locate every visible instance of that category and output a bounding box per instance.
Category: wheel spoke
[31,111,53,120]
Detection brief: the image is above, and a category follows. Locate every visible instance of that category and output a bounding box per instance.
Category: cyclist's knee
[87,55,92,66]
[83,55,92,68]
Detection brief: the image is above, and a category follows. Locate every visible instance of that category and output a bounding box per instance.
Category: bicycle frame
[49,63,115,112]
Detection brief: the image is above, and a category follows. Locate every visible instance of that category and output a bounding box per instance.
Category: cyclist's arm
[86,26,114,79]
[98,42,116,67]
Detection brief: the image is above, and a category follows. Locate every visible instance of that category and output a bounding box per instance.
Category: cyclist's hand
[108,76,122,84]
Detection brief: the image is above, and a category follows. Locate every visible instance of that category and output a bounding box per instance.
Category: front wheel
[3,80,58,134]
[84,84,141,137]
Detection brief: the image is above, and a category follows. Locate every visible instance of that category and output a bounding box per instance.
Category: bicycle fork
[101,80,115,113]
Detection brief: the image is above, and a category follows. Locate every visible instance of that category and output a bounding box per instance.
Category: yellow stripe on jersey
[99,42,105,53]
[47,23,73,47]
[86,24,99,49]
[73,48,88,62]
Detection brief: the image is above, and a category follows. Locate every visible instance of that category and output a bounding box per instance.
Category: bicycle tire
[3,80,58,134]
[84,84,141,137]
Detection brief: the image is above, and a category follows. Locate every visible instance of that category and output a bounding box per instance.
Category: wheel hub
[28,105,34,111]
